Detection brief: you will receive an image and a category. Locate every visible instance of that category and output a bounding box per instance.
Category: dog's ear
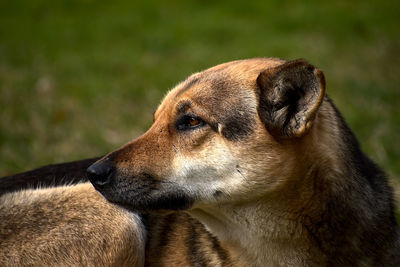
[256,59,326,138]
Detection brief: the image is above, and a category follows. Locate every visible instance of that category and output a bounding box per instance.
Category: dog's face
[87,58,326,212]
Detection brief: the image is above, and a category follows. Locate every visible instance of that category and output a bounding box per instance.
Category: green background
[1,0,399,205]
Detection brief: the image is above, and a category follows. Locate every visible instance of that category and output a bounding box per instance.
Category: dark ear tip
[256,59,319,90]
[257,58,316,79]
[284,59,315,71]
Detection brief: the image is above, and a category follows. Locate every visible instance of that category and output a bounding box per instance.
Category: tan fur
[0,183,145,267]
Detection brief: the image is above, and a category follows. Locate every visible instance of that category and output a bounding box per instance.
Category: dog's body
[0,183,145,266]
[1,58,399,266]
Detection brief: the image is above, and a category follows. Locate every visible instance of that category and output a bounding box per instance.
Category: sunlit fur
[0,183,145,267]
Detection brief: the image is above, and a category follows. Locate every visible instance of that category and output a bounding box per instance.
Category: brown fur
[0,183,145,267]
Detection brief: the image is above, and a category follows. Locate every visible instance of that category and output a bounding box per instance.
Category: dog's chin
[98,188,195,213]
[114,202,175,215]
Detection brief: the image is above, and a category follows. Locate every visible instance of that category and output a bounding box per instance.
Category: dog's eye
[176,115,205,131]
[189,118,201,127]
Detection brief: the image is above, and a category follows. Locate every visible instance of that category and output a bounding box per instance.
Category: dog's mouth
[96,183,196,213]
[87,165,197,212]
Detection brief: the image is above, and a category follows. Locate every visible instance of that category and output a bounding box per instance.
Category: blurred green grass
[0,0,399,196]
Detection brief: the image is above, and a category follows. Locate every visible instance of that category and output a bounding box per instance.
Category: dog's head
[87,58,326,212]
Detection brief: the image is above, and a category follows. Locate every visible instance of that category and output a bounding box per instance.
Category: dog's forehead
[178,58,284,97]
[156,58,285,115]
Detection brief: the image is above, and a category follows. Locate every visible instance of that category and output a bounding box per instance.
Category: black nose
[87,160,115,187]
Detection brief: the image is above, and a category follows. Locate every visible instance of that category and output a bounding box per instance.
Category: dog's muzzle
[87,160,115,188]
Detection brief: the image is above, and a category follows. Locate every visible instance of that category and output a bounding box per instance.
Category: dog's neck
[188,189,325,266]
[188,157,339,266]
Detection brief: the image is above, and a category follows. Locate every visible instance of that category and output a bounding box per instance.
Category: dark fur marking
[210,76,256,141]
[176,77,200,98]
[197,85,256,141]
[100,172,195,212]
[220,114,255,141]
[327,98,390,193]
[187,220,211,266]
[213,190,223,198]
[177,100,192,114]
[210,232,230,265]
[0,157,101,197]
[145,191,194,211]
[156,213,178,263]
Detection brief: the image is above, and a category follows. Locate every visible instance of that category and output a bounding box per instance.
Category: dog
[1,58,399,266]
